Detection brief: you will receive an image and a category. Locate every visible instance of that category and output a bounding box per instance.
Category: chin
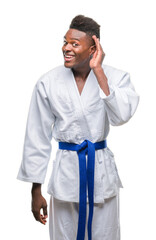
[64,62,74,68]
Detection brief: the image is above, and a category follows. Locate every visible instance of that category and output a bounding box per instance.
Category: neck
[72,66,91,81]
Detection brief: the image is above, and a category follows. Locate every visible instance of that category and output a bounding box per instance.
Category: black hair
[70,15,100,39]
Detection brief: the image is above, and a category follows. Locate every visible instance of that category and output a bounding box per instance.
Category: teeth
[64,53,74,58]
[65,55,73,58]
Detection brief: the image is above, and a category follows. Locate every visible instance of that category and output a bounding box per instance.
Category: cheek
[76,49,89,58]
[78,52,90,61]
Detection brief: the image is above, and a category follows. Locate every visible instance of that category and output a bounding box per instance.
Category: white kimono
[17,64,139,203]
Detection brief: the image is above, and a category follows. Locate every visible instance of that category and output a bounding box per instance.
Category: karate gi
[17,64,139,240]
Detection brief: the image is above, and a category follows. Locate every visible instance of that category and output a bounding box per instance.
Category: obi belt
[59,139,107,240]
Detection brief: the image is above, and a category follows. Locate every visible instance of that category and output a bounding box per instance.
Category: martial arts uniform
[17,64,139,240]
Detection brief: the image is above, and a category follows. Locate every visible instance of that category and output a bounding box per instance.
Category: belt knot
[77,140,88,154]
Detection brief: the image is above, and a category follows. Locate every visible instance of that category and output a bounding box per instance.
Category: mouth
[64,52,75,62]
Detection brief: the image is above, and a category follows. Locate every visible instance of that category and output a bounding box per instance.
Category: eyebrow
[64,36,80,41]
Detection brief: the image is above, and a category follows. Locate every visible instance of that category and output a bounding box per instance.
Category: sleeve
[99,72,140,126]
[17,78,56,184]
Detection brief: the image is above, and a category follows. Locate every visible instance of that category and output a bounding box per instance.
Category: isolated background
[0,0,155,239]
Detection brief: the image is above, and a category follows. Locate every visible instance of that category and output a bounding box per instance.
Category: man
[17,15,139,240]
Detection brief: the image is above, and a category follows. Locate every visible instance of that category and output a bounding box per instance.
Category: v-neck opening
[71,69,92,97]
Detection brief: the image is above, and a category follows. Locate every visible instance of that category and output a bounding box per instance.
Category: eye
[72,43,79,47]
[63,40,68,45]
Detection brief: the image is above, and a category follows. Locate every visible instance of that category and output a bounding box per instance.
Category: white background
[0,0,155,239]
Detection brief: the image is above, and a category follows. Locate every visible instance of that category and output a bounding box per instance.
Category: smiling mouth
[64,53,75,62]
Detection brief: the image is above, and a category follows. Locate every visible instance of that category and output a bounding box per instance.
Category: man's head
[70,15,100,40]
[62,15,100,71]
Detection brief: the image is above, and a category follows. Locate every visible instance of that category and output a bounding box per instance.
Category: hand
[31,193,48,225]
[89,35,105,70]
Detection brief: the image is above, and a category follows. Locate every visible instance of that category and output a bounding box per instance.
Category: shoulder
[36,65,68,89]
[38,65,66,82]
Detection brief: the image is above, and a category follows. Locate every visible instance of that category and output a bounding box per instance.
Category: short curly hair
[70,15,100,39]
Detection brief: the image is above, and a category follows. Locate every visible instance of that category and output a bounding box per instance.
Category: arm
[31,183,48,225]
[17,77,56,183]
[17,76,56,224]
[100,72,140,125]
[90,35,110,96]
[90,36,139,126]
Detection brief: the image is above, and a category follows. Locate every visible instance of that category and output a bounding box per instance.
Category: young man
[17,15,139,240]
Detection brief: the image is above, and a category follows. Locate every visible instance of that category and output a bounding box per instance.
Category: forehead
[64,29,88,42]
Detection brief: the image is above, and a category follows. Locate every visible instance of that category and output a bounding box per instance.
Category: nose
[63,43,73,52]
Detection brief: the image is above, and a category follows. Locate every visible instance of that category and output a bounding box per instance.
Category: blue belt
[59,139,107,240]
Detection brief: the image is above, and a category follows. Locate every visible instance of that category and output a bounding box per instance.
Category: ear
[89,45,96,56]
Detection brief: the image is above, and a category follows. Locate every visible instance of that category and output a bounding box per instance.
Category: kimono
[17,64,139,204]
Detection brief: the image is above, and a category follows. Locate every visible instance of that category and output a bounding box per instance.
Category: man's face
[62,29,94,70]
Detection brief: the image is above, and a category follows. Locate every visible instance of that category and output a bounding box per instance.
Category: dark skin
[62,29,110,95]
[62,29,94,95]
[31,28,110,225]
[31,183,47,225]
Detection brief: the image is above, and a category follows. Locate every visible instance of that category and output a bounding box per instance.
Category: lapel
[65,68,99,110]
[64,67,100,142]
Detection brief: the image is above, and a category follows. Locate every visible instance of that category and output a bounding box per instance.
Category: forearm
[93,67,110,96]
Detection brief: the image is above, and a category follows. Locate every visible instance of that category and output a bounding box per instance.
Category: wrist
[31,183,42,196]
[92,66,103,75]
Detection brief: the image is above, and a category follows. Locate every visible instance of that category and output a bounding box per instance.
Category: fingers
[40,205,48,224]
[40,214,48,224]
[32,210,43,224]
[31,194,48,225]
[43,205,48,218]
[92,35,100,50]
[90,35,105,69]
[92,35,98,42]
[32,211,47,225]
[32,205,48,225]
[92,35,105,56]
